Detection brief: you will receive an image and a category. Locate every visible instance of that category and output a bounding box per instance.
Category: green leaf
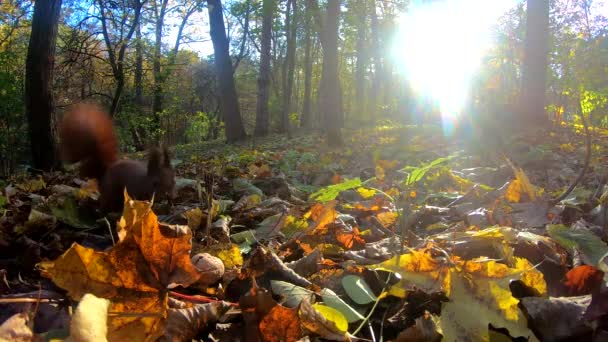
[548,224,608,267]
[270,280,315,308]
[310,178,362,203]
[230,230,257,254]
[403,156,454,186]
[320,288,365,323]
[50,197,98,230]
[0,195,6,209]
[232,178,264,196]
[341,275,377,305]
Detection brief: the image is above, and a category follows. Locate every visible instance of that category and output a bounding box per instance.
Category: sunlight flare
[392,0,516,125]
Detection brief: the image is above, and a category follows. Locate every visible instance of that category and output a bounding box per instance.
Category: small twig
[0,298,58,304]
[352,272,393,336]
[104,217,115,245]
[169,291,239,306]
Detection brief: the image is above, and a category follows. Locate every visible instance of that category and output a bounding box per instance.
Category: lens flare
[392,0,516,131]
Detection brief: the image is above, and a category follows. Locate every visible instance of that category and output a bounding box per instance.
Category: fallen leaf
[38,197,201,341]
[376,211,398,228]
[341,274,377,305]
[299,299,349,341]
[271,280,315,308]
[259,304,303,342]
[564,265,604,295]
[320,288,365,323]
[204,243,244,269]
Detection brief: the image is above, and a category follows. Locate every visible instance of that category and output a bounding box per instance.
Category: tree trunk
[255,0,274,137]
[301,0,313,130]
[519,0,550,126]
[152,0,169,140]
[98,0,144,118]
[281,0,297,134]
[354,0,367,121]
[25,0,62,170]
[130,21,146,151]
[368,0,381,121]
[207,0,247,142]
[319,0,342,146]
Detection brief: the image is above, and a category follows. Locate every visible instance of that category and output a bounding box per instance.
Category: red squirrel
[58,103,176,213]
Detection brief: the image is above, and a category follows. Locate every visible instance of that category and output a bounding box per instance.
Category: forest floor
[1,121,608,341]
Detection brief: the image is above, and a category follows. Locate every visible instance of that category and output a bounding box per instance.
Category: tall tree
[254,0,274,136]
[300,0,314,129]
[151,0,201,140]
[368,0,381,121]
[281,0,297,134]
[132,21,146,151]
[135,22,144,108]
[354,0,367,120]
[207,0,247,142]
[151,0,169,136]
[519,0,550,125]
[97,0,145,117]
[319,0,342,146]
[25,0,62,170]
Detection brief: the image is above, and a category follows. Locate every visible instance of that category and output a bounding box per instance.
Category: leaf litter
[1,124,608,341]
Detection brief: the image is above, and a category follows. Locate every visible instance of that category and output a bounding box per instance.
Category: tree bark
[301,0,314,129]
[354,0,367,120]
[152,0,169,139]
[25,0,62,170]
[98,0,144,117]
[519,0,550,126]
[281,0,297,134]
[368,0,381,121]
[319,0,342,146]
[207,0,247,142]
[255,0,274,137]
[135,22,144,106]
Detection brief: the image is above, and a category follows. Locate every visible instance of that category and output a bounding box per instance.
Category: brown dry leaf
[240,284,278,342]
[309,201,338,233]
[564,264,604,295]
[371,247,450,297]
[395,311,442,342]
[163,301,234,342]
[353,202,381,212]
[249,163,272,178]
[377,211,398,227]
[335,228,365,249]
[38,197,201,341]
[74,178,100,200]
[259,304,303,342]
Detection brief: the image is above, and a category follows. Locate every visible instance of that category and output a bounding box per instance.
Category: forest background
[0,0,607,174]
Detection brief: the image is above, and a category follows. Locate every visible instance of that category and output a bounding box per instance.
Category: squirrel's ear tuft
[162,146,172,167]
[147,147,162,176]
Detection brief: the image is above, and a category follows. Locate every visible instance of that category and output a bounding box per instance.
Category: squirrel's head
[147,146,177,203]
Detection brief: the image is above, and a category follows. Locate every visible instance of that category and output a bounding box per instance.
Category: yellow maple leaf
[505,167,540,203]
[38,197,201,341]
